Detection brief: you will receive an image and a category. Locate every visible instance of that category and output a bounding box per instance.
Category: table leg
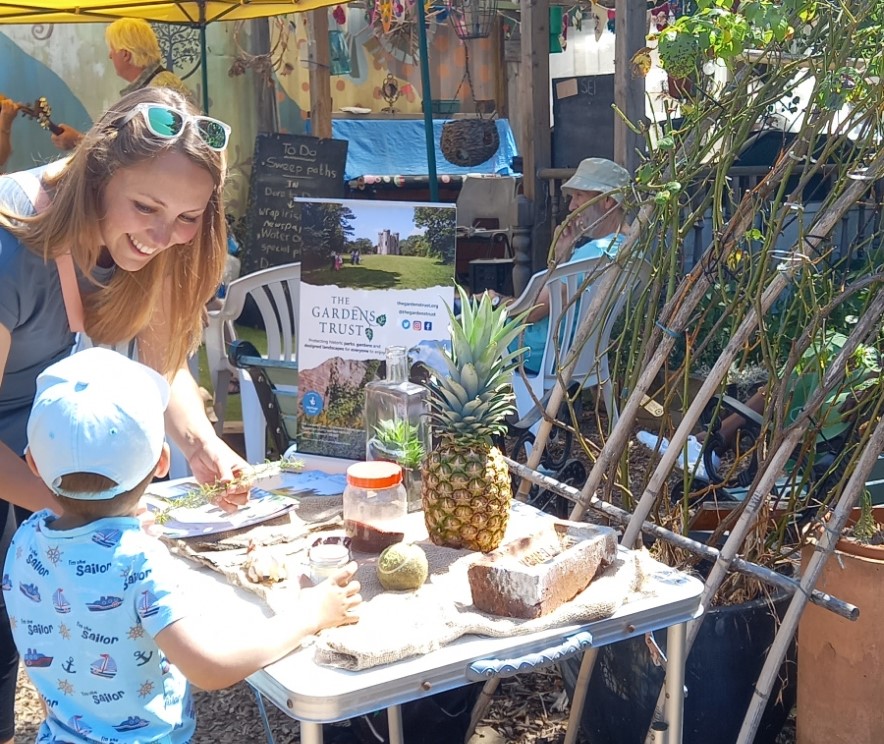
[562,647,599,744]
[664,622,687,744]
[388,705,405,744]
[300,722,324,744]
[250,686,277,744]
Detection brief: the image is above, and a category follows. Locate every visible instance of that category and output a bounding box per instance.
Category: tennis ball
[377,542,429,591]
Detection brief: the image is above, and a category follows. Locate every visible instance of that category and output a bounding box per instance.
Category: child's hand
[302,562,362,631]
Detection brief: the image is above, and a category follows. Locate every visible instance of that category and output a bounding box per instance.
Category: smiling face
[98,150,215,272]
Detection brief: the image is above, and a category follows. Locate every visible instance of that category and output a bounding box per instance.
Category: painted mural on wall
[272,6,496,130]
[0,22,259,215]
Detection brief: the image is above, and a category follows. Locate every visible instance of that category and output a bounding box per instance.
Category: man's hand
[0,98,19,131]
[50,124,84,151]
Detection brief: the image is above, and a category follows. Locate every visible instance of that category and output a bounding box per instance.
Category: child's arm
[154,563,361,690]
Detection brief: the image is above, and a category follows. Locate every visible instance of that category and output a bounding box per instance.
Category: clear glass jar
[343,461,407,553]
[307,535,351,584]
[364,346,430,513]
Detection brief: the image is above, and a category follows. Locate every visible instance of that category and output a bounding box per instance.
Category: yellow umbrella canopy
[0,0,349,111]
[0,0,341,25]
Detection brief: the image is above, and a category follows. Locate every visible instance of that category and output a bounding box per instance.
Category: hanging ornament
[379,0,393,33]
[572,6,583,32]
[590,6,603,41]
[651,2,670,31]
[607,7,616,34]
[631,46,653,77]
[447,0,499,40]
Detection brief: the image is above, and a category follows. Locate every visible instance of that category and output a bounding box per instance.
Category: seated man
[486,157,632,374]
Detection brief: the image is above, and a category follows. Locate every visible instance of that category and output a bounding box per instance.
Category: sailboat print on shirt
[53,589,71,614]
[89,653,118,679]
[138,590,159,618]
[92,528,123,548]
[69,715,93,735]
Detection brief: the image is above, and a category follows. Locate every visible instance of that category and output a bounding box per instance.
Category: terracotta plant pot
[797,506,884,744]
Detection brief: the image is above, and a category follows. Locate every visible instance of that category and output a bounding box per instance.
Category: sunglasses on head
[118,103,231,151]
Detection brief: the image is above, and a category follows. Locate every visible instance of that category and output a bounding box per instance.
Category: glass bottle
[364,346,431,512]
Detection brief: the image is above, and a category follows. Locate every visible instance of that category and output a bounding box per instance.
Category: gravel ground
[14,661,796,743]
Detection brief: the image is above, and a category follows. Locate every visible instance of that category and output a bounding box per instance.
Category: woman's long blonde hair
[2,87,227,375]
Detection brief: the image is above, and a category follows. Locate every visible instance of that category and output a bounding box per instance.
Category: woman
[0,86,248,744]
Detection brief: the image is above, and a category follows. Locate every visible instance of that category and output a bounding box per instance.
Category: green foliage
[346,237,374,256]
[300,202,357,270]
[372,419,426,469]
[851,490,880,543]
[400,233,432,257]
[413,206,456,263]
[302,254,453,289]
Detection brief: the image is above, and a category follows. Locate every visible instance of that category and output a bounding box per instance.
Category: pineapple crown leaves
[426,286,531,439]
[449,285,531,368]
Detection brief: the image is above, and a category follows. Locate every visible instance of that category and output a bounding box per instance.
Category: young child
[3,347,361,743]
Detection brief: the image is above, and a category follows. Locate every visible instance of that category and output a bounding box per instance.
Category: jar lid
[346,460,403,489]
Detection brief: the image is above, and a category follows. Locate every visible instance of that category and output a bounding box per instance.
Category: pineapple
[421,286,528,552]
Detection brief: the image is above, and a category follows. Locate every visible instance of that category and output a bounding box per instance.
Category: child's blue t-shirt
[3,511,194,743]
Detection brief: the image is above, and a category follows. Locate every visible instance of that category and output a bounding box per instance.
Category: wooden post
[613,0,646,174]
[308,9,332,139]
[248,18,278,133]
[520,0,551,273]
[492,19,508,118]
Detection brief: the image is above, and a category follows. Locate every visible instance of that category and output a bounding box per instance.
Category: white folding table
[245,550,702,744]
[161,458,703,744]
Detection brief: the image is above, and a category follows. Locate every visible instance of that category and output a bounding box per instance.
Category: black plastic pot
[561,588,796,744]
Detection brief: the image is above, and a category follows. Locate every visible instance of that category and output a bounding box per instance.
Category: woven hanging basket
[440,118,500,167]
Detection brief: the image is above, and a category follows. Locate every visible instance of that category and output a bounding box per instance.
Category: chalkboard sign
[551,74,615,168]
[242,133,349,275]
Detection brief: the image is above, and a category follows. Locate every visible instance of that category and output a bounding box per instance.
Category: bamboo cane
[639,288,884,741]
[736,413,884,743]
[514,70,760,501]
[505,457,858,619]
[567,142,805,521]
[619,145,884,548]
[463,678,500,743]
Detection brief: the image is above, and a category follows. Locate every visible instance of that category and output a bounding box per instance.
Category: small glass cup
[307,534,352,584]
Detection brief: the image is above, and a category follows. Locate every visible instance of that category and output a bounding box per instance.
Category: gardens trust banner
[296,198,455,459]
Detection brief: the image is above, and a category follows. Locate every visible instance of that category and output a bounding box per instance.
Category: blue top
[3,511,194,743]
[0,166,113,456]
[520,233,624,375]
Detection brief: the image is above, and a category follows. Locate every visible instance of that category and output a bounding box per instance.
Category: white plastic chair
[204,262,300,464]
[507,254,650,434]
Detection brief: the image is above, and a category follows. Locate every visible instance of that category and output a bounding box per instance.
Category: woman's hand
[187,435,251,513]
